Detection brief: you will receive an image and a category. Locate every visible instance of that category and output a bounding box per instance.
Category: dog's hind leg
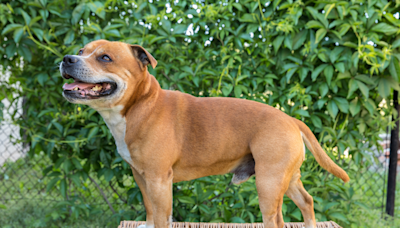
[255,165,290,228]
[285,170,316,228]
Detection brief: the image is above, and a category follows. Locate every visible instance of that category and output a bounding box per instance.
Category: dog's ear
[130,45,157,69]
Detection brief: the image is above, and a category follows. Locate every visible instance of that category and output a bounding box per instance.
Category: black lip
[62,72,73,80]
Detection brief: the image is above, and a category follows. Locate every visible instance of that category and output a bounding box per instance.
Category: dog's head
[60,39,157,109]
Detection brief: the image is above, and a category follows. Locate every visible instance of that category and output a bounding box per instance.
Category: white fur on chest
[97,106,133,165]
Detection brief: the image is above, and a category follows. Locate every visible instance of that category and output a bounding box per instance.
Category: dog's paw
[136,225,146,228]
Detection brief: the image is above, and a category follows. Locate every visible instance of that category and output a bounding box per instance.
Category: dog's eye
[101,55,112,62]
[78,49,83,55]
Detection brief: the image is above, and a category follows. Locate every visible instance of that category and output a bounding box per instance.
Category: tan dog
[60,40,349,228]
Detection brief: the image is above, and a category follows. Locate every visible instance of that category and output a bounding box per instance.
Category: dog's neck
[96,105,133,165]
[92,71,161,166]
[121,71,160,117]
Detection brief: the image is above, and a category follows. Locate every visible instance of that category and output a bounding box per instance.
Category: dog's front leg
[144,168,174,228]
[131,167,154,228]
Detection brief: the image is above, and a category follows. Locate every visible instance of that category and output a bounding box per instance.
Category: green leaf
[104,169,114,182]
[356,80,369,98]
[327,100,338,118]
[317,97,327,109]
[312,64,328,81]
[324,65,333,84]
[88,1,105,19]
[87,126,99,140]
[39,9,49,21]
[315,28,327,44]
[324,4,336,19]
[363,99,376,115]
[178,196,195,204]
[294,109,310,117]
[355,75,375,85]
[60,179,67,198]
[63,159,72,173]
[371,23,399,35]
[273,35,285,53]
[230,217,245,223]
[198,204,210,214]
[311,115,322,128]
[378,78,390,98]
[104,29,121,37]
[46,177,60,192]
[222,84,233,96]
[347,79,358,98]
[13,27,24,43]
[292,30,308,50]
[71,4,85,24]
[248,196,259,206]
[17,45,32,62]
[162,19,171,33]
[239,14,256,23]
[71,158,82,169]
[306,21,324,29]
[31,27,44,41]
[246,23,259,33]
[232,3,243,11]
[36,72,48,86]
[319,83,329,98]
[284,35,293,50]
[52,122,63,133]
[337,71,351,80]
[21,10,31,25]
[333,97,349,113]
[289,209,302,221]
[343,41,357,49]
[64,31,75,44]
[306,6,319,20]
[1,24,23,35]
[5,43,16,58]
[389,57,400,81]
[70,173,81,187]
[349,98,360,116]
[387,77,400,91]
[334,62,345,73]
[234,86,242,98]
[173,24,187,34]
[393,39,400,49]
[330,47,344,63]
[329,212,348,222]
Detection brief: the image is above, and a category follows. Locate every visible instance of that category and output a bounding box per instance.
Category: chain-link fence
[349,133,390,212]
[0,115,135,215]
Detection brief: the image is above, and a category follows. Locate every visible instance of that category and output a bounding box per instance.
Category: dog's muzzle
[60,55,117,100]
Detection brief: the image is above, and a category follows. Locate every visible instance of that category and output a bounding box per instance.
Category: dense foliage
[1,0,400,227]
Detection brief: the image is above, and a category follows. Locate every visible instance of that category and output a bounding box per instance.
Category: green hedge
[1,0,400,226]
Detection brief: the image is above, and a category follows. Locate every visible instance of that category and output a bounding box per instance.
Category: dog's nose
[63,55,79,65]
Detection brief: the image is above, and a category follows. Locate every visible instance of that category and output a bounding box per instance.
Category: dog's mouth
[62,73,117,99]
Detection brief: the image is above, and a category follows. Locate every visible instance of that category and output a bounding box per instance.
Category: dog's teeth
[73,87,79,91]
[92,85,102,91]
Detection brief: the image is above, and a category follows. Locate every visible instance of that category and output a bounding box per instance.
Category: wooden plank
[118,221,342,228]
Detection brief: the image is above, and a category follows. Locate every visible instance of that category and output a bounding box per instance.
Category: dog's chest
[97,106,133,166]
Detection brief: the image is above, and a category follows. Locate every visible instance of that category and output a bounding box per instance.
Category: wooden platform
[118,221,342,228]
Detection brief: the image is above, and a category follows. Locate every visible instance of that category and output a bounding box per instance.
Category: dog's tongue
[63,82,96,90]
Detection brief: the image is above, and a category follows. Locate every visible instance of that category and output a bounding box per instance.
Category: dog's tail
[294,118,350,183]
